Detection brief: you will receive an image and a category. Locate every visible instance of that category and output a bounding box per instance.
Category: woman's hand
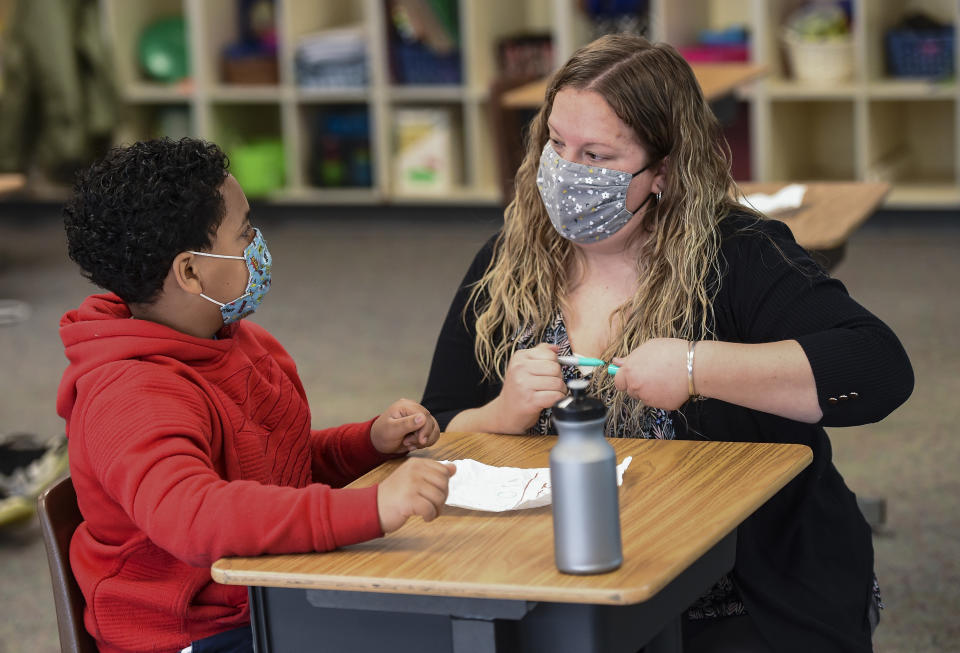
[371,398,441,454]
[491,343,567,433]
[613,339,825,422]
[612,338,690,410]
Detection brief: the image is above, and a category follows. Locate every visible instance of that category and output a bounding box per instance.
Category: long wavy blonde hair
[469,34,751,433]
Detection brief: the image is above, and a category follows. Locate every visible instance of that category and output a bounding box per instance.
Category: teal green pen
[557,354,606,367]
[607,364,620,376]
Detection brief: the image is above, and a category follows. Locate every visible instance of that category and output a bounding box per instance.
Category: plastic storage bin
[885,28,954,78]
[295,27,368,88]
[229,140,285,197]
[296,57,367,87]
[309,108,371,188]
[392,41,462,85]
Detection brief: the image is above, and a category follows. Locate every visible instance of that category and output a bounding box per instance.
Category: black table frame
[247,532,735,653]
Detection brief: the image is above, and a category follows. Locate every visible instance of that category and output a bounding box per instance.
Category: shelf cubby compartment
[103,0,190,91]
[656,0,750,60]
[862,0,956,86]
[767,100,855,181]
[461,0,554,94]
[283,2,369,93]
[115,103,193,146]
[299,104,374,192]
[383,0,463,90]
[866,100,955,190]
[198,0,280,91]
[464,96,505,200]
[210,103,285,198]
[388,102,465,200]
[757,0,860,88]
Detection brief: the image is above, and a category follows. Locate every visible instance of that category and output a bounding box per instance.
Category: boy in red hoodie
[57,138,455,653]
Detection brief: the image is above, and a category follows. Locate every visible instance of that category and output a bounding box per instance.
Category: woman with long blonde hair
[422,34,912,652]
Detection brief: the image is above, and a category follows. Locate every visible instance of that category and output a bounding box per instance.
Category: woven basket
[783,30,854,83]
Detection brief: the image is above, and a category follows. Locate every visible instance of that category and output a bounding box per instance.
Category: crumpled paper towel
[440,456,633,512]
[739,183,806,215]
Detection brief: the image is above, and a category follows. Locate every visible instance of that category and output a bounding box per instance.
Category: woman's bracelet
[687,340,698,397]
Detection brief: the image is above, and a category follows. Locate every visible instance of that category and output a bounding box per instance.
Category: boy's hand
[377,458,456,533]
[370,398,441,454]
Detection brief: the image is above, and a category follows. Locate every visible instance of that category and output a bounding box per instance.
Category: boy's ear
[171,252,204,295]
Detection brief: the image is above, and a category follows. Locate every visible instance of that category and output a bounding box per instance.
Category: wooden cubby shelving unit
[87,0,960,207]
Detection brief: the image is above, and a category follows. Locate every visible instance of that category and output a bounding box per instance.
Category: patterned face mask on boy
[189,227,272,325]
[536,141,655,243]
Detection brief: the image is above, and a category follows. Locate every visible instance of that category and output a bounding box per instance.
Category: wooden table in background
[0,174,25,196]
[502,63,769,108]
[740,181,891,269]
[213,432,810,653]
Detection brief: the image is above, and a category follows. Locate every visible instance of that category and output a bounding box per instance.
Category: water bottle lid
[553,379,606,421]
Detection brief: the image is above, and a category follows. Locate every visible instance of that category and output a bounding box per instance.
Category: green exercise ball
[139,16,189,83]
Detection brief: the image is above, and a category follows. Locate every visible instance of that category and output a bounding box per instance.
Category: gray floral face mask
[536,141,654,243]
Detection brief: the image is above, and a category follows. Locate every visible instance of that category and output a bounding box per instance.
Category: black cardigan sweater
[421,214,914,653]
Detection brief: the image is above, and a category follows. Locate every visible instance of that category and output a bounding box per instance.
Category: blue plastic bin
[885,28,954,78]
[392,41,462,85]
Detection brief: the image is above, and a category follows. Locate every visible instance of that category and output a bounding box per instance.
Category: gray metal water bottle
[550,378,622,574]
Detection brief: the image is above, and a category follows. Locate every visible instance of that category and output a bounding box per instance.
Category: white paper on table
[739,183,806,215]
[440,456,632,512]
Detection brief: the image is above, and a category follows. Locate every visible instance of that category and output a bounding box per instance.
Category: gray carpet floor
[0,205,957,652]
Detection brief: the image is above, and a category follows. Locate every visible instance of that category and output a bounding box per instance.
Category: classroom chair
[36,476,98,653]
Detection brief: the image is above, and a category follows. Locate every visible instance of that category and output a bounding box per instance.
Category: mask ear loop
[187,249,252,309]
[631,157,663,209]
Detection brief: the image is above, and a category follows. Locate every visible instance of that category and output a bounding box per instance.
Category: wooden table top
[502,63,768,108]
[213,433,810,606]
[739,181,891,250]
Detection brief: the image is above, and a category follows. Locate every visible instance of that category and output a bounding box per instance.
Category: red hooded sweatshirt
[57,293,389,653]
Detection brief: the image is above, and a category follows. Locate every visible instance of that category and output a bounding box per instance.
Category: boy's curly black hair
[63,137,230,304]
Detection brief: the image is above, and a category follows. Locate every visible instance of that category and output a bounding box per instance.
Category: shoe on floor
[0,493,35,528]
[0,299,31,326]
[0,432,69,500]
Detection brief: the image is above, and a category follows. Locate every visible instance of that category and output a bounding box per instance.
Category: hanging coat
[0,0,117,178]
